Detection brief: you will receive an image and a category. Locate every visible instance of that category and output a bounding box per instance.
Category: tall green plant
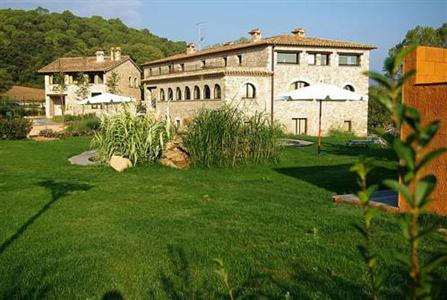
[52,72,67,123]
[350,158,382,299]
[91,108,171,165]
[75,72,90,100]
[186,106,282,168]
[363,46,446,299]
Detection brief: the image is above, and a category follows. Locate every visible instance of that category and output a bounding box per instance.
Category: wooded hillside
[0,7,186,87]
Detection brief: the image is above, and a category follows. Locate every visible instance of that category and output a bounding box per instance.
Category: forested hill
[0,7,186,87]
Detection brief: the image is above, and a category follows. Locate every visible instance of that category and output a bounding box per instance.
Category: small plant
[0,116,32,139]
[360,46,447,299]
[186,105,282,167]
[350,158,382,299]
[91,108,171,165]
[106,71,120,94]
[213,258,234,300]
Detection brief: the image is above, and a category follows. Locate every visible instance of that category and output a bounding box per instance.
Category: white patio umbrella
[78,92,135,105]
[277,84,364,154]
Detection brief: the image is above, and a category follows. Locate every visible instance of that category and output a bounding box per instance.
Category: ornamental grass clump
[186,106,282,167]
[91,109,171,165]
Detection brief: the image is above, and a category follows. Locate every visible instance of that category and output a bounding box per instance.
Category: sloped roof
[38,55,138,73]
[1,85,45,101]
[144,34,376,66]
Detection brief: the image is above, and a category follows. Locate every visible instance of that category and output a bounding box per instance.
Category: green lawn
[0,137,445,299]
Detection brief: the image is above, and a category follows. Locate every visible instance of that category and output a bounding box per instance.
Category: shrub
[0,116,32,139]
[66,115,100,136]
[186,106,282,167]
[91,110,171,165]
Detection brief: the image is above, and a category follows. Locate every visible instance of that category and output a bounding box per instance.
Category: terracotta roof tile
[38,56,132,73]
[144,34,376,65]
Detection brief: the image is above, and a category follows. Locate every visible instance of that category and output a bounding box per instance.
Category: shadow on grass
[0,265,50,299]
[322,142,397,162]
[102,290,124,300]
[274,164,397,194]
[0,180,93,255]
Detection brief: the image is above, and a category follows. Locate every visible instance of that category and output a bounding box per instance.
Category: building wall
[108,60,142,101]
[143,45,370,136]
[402,46,447,215]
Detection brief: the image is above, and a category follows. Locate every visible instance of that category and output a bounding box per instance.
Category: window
[290,81,310,90]
[277,52,299,64]
[134,77,138,88]
[307,53,330,66]
[160,89,165,101]
[168,88,173,101]
[201,60,206,68]
[344,120,352,132]
[339,54,360,66]
[169,64,174,73]
[176,87,182,100]
[88,74,95,83]
[149,68,153,76]
[91,92,102,97]
[243,83,255,99]
[344,85,355,92]
[214,84,221,99]
[175,118,181,128]
[129,76,132,87]
[193,86,200,99]
[237,55,242,65]
[185,87,191,100]
[180,63,185,71]
[204,85,211,99]
[223,57,227,67]
[292,118,308,135]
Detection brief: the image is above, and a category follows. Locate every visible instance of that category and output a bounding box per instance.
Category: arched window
[160,89,165,101]
[129,76,132,87]
[193,86,200,100]
[168,88,173,101]
[185,87,191,100]
[344,84,355,92]
[134,77,138,88]
[204,85,211,99]
[290,81,309,90]
[243,83,256,99]
[176,87,182,100]
[214,84,221,99]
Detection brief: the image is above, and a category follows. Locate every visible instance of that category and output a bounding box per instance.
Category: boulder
[159,136,190,169]
[109,155,132,172]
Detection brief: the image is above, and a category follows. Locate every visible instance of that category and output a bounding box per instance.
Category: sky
[0,0,446,72]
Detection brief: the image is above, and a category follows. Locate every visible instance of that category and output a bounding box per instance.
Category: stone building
[38,47,141,118]
[142,28,375,136]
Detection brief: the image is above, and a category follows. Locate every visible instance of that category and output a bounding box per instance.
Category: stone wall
[108,60,142,101]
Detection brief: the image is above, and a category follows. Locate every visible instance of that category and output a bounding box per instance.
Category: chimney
[248,28,262,41]
[95,50,104,62]
[186,43,196,55]
[291,28,305,37]
[114,47,121,61]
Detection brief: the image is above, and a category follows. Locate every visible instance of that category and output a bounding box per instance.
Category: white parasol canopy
[78,92,135,105]
[277,83,364,101]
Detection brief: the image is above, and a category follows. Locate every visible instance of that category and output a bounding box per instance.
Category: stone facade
[143,30,373,136]
[42,50,141,118]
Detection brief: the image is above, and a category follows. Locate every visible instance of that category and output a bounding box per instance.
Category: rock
[109,155,132,172]
[160,135,190,169]
[69,150,98,166]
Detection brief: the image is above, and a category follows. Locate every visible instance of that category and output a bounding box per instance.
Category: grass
[0,136,445,299]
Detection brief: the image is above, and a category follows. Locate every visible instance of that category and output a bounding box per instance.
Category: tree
[388,23,446,59]
[52,72,67,122]
[106,71,120,94]
[75,72,90,100]
[368,86,392,130]
[0,68,13,94]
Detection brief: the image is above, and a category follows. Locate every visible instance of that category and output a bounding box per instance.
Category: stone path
[68,150,99,166]
[333,190,399,212]
[279,139,314,147]
[28,117,65,137]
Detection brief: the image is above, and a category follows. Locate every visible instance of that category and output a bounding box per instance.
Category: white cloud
[0,0,145,27]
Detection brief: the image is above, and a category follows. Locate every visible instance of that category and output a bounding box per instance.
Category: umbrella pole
[317,99,322,155]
